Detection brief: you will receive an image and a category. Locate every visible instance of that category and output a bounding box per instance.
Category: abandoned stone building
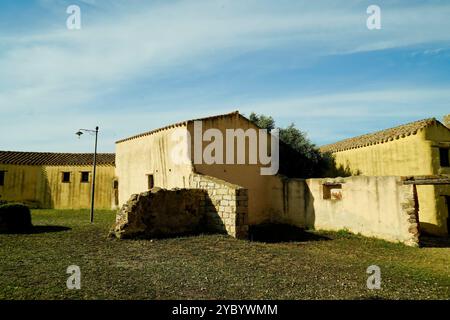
[0,151,116,209]
[2,112,449,246]
[114,111,281,238]
[112,111,450,245]
[320,117,450,236]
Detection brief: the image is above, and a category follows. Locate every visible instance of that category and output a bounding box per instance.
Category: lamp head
[75,130,83,138]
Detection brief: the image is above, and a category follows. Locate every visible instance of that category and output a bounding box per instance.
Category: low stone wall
[110,174,249,240]
[109,188,208,239]
[269,176,420,246]
[189,174,249,239]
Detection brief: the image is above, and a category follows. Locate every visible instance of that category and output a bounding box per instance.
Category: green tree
[279,123,317,157]
[249,112,275,131]
[248,112,345,178]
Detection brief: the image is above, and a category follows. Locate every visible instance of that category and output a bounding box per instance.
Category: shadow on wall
[13,166,54,209]
[304,180,316,230]
[201,197,228,237]
[0,166,54,209]
[269,176,318,232]
[39,167,54,208]
[322,154,360,178]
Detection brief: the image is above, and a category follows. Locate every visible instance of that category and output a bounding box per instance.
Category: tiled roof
[320,118,445,153]
[116,111,241,144]
[0,151,115,166]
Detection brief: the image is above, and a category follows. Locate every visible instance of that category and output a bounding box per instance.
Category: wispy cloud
[1,0,450,151]
[247,88,450,118]
[3,85,448,152]
[242,87,450,145]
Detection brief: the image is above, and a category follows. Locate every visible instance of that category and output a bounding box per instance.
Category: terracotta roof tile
[0,151,115,166]
[320,118,444,153]
[116,111,241,144]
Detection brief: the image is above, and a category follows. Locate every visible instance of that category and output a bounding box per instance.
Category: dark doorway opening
[0,171,5,186]
[113,179,119,206]
[439,148,450,167]
[147,174,154,190]
[446,196,450,235]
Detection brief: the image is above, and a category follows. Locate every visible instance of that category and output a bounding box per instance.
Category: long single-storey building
[0,151,116,209]
[320,116,450,236]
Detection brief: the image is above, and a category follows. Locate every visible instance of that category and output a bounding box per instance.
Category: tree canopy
[248,112,348,178]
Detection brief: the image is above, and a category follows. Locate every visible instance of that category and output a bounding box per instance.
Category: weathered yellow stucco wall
[418,184,450,236]
[329,124,450,235]
[43,165,115,209]
[305,176,420,246]
[264,176,309,226]
[115,125,195,206]
[188,114,276,225]
[267,176,420,246]
[425,124,450,176]
[0,164,115,209]
[332,131,433,176]
[0,164,46,207]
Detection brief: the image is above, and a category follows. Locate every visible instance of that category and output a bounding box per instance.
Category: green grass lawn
[0,209,449,300]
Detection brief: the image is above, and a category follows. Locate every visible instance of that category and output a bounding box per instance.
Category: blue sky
[0,0,449,152]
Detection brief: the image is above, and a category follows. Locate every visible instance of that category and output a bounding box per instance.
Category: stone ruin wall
[399,182,421,246]
[110,174,249,240]
[109,188,206,239]
[189,173,248,239]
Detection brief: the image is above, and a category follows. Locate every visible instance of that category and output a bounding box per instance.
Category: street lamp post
[76,126,99,223]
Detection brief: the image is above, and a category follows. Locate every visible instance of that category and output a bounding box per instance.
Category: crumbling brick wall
[189,174,248,239]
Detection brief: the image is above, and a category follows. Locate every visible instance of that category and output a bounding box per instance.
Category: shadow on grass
[419,235,450,248]
[354,295,387,300]
[0,225,71,234]
[249,223,331,243]
[115,230,224,241]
